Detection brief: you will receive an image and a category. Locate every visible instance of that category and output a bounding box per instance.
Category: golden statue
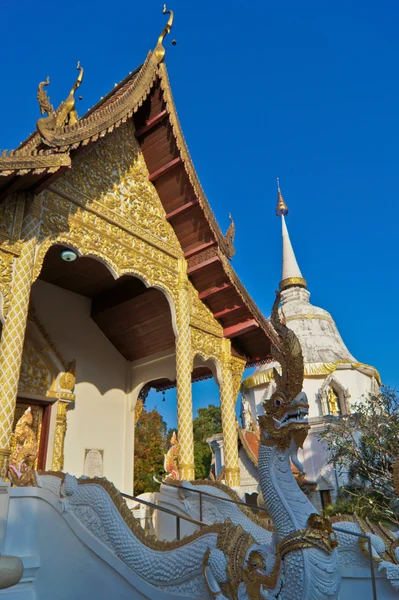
[327,387,340,415]
[9,408,38,487]
[164,431,179,480]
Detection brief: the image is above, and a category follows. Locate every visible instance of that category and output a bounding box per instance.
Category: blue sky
[2,1,398,428]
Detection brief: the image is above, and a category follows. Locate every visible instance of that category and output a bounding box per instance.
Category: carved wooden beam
[148,156,182,182]
[134,109,168,138]
[213,304,245,320]
[184,240,216,259]
[187,255,220,275]
[198,282,233,300]
[165,198,199,221]
[223,319,259,338]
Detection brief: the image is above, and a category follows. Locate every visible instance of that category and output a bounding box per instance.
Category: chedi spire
[275,180,307,292]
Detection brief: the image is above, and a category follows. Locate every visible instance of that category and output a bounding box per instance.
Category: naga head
[258,292,309,450]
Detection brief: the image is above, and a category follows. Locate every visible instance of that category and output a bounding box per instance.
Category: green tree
[319,386,399,525]
[193,405,222,480]
[134,408,168,495]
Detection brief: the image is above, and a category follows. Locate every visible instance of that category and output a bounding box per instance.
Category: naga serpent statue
[35,291,340,599]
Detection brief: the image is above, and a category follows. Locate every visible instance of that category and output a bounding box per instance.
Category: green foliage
[134,408,168,495]
[319,386,399,525]
[193,405,222,480]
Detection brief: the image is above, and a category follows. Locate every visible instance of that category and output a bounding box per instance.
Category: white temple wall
[30,281,132,493]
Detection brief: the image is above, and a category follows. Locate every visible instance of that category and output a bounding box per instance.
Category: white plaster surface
[31,280,132,493]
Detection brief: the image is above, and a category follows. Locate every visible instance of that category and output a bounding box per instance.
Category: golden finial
[276,178,289,216]
[154,5,174,63]
[224,213,236,259]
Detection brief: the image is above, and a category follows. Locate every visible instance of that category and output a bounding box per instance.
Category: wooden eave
[0,55,279,364]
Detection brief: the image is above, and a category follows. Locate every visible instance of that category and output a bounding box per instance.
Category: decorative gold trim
[242,360,382,389]
[279,276,307,291]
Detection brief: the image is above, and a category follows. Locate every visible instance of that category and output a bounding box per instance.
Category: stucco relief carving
[34,191,179,303]
[191,327,223,365]
[188,283,223,337]
[18,336,52,396]
[0,251,15,319]
[0,195,25,254]
[49,121,181,258]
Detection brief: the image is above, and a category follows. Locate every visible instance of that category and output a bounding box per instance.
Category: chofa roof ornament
[224,213,236,259]
[154,4,174,63]
[36,62,84,146]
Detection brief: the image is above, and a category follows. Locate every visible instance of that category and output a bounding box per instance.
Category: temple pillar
[219,340,246,488]
[0,196,42,477]
[52,401,68,471]
[175,260,195,481]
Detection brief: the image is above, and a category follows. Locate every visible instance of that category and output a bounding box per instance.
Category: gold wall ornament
[0,196,43,474]
[0,195,25,246]
[8,407,38,487]
[34,191,179,302]
[37,62,84,146]
[49,122,182,258]
[190,328,223,364]
[52,401,68,472]
[18,336,52,397]
[188,282,223,337]
[154,5,174,63]
[0,251,15,319]
[224,213,235,259]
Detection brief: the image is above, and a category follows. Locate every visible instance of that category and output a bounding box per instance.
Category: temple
[0,8,278,493]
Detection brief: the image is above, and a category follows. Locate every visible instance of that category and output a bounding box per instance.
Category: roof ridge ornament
[36,62,84,146]
[224,213,236,259]
[276,178,289,216]
[154,4,174,63]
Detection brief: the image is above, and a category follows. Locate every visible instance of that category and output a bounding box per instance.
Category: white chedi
[241,183,380,510]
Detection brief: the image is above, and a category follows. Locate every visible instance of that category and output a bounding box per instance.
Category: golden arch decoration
[33,199,181,332]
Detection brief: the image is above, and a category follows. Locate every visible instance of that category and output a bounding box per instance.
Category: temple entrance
[11,399,51,470]
[26,243,179,492]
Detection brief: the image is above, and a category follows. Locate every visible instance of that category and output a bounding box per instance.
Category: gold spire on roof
[154,5,174,63]
[276,178,289,216]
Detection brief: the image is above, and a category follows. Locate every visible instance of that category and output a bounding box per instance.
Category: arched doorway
[19,243,177,492]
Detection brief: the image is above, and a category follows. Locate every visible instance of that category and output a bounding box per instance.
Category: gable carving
[51,121,181,253]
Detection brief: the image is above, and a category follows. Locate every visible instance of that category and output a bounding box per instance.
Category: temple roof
[0,18,280,365]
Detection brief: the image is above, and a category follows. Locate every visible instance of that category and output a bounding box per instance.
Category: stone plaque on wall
[83,449,104,478]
